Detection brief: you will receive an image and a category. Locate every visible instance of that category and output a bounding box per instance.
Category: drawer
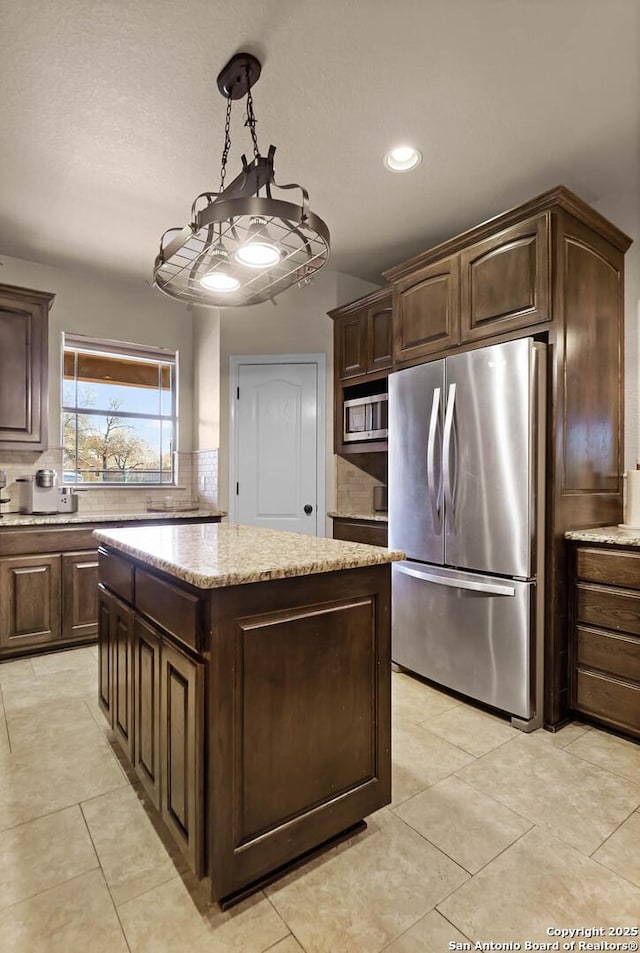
[98,548,134,603]
[332,520,388,547]
[576,583,640,637]
[575,668,640,737]
[576,547,640,588]
[0,526,97,556]
[576,624,640,683]
[135,567,202,653]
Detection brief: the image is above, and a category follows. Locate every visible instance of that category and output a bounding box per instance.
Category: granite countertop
[0,509,226,528]
[94,522,404,589]
[327,511,389,523]
[565,525,640,547]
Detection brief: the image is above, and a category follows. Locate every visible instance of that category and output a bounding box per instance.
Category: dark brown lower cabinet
[99,578,204,875]
[332,517,388,547]
[98,586,113,721]
[160,639,204,876]
[570,543,640,739]
[112,596,134,761]
[0,554,61,649]
[97,583,134,761]
[0,516,221,662]
[0,548,97,653]
[61,551,99,641]
[133,617,161,809]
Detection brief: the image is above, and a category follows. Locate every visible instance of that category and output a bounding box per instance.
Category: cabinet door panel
[97,586,113,724]
[112,597,134,761]
[134,617,161,809]
[460,215,550,342]
[160,640,204,876]
[0,283,53,451]
[61,551,99,641]
[561,224,623,494]
[0,554,61,648]
[336,312,367,380]
[393,256,460,363]
[367,299,393,372]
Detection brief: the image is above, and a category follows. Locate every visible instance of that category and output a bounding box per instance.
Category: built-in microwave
[343,393,388,442]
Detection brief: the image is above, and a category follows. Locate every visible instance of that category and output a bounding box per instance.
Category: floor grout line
[78,801,133,953]
[0,684,11,754]
[263,890,310,951]
[0,856,101,917]
[588,802,640,858]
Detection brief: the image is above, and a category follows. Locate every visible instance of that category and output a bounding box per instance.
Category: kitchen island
[94,522,403,905]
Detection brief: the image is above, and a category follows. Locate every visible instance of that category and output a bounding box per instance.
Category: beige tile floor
[0,648,639,952]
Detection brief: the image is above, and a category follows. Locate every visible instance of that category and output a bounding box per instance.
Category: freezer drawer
[392,561,535,720]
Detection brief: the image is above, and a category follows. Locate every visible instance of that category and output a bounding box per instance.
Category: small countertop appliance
[17,469,60,514]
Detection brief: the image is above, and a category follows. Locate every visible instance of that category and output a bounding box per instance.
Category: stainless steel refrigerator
[389,337,546,730]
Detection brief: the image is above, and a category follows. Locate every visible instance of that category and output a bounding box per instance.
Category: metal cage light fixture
[153,53,330,307]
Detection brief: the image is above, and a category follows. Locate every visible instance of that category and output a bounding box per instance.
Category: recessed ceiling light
[383,145,422,173]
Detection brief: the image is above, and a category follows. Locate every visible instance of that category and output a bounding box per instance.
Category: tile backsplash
[0,447,219,515]
[194,449,219,507]
[335,453,388,516]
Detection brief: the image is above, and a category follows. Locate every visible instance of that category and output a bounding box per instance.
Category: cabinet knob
[304,504,313,515]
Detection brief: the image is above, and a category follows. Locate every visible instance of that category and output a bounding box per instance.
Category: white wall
[0,254,194,454]
[217,270,380,530]
[192,305,221,451]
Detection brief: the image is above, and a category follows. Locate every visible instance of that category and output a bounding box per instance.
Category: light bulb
[383,145,422,172]
[200,271,240,292]
[235,217,281,269]
[199,242,240,292]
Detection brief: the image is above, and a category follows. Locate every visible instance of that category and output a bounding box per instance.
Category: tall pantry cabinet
[381,186,631,727]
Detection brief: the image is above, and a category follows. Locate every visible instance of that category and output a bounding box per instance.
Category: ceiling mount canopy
[153,52,330,308]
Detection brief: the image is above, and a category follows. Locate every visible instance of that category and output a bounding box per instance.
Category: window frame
[60,333,179,488]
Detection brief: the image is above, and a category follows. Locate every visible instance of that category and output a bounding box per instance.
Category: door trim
[228,354,326,534]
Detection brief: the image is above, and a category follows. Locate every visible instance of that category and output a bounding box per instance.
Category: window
[62,334,177,485]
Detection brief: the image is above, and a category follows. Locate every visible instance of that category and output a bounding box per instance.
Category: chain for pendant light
[244,67,261,161]
[219,94,233,193]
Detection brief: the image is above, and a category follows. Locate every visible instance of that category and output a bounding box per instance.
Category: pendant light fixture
[153,53,330,307]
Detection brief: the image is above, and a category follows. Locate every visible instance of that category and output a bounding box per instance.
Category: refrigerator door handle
[426,387,442,530]
[396,563,516,597]
[443,382,457,528]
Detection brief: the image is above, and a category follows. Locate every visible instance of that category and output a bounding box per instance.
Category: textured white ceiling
[1,0,639,284]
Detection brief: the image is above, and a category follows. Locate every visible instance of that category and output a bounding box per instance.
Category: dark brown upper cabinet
[335,311,367,380]
[329,288,392,454]
[331,288,392,382]
[0,282,55,451]
[459,214,551,342]
[366,296,393,373]
[392,256,460,363]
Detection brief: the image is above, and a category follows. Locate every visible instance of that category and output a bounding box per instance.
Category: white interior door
[234,362,319,535]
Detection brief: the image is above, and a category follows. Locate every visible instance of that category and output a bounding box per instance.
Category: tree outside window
[62,336,177,485]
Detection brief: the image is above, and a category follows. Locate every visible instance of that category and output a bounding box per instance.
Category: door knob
[304,504,313,515]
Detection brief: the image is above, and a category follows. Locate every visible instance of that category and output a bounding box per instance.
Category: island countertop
[94,521,404,589]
